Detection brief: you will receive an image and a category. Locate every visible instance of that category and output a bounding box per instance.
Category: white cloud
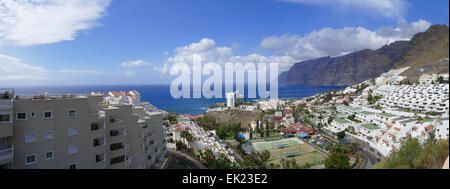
[123,71,137,77]
[161,38,296,73]
[282,0,408,18]
[259,18,431,61]
[0,0,111,46]
[120,60,151,67]
[58,69,108,74]
[0,54,47,80]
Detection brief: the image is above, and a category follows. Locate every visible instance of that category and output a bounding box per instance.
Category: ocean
[12,85,344,115]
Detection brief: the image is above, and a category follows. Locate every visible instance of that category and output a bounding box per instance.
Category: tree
[199,150,236,169]
[216,125,230,139]
[337,131,346,140]
[375,138,422,169]
[325,153,351,169]
[376,138,449,169]
[260,150,271,163]
[197,116,216,130]
[328,117,334,125]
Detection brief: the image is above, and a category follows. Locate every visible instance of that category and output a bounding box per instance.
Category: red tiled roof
[110,91,124,97]
[425,125,434,131]
[131,90,141,96]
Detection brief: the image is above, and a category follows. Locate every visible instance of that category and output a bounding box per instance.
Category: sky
[0,0,449,86]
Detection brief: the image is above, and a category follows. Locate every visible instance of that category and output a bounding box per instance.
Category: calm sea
[12,85,344,115]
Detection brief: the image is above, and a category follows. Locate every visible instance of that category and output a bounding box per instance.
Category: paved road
[166,149,207,169]
[360,150,377,169]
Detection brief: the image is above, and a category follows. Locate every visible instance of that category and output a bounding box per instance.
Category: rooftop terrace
[379,113,396,117]
[360,123,380,131]
[335,118,351,124]
[360,111,375,115]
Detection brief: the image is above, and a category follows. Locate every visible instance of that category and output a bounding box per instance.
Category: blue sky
[0,0,448,86]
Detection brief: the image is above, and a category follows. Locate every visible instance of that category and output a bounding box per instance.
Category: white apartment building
[419,74,439,84]
[167,117,236,162]
[0,89,166,169]
[375,84,449,114]
[225,90,243,108]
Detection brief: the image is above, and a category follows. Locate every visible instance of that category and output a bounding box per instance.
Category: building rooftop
[401,119,417,124]
[379,113,396,117]
[335,118,351,124]
[360,111,375,115]
[360,123,380,130]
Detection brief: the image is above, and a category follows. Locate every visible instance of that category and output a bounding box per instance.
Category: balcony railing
[0,99,13,110]
[0,145,14,162]
[110,143,129,151]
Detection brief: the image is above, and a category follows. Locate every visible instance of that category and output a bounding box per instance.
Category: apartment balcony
[0,99,13,110]
[109,143,129,157]
[109,155,131,169]
[0,121,13,138]
[110,131,127,144]
[109,118,126,130]
[0,145,13,166]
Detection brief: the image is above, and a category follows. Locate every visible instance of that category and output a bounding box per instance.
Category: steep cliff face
[282,24,449,86]
[396,25,450,81]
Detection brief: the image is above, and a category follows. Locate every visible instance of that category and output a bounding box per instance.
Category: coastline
[12,84,345,116]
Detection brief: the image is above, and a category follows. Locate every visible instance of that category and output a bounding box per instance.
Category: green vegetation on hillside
[375,138,449,169]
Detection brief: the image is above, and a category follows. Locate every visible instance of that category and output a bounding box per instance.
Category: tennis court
[251,138,304,151]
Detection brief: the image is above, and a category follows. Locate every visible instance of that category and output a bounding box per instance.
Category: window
[45,131,54,140]
[25,132,36,143]
[68,163,78,169]
[91,122,103,131]
[68,145,77,154]
[44,111,52,119]
[46,151,54,160]
[25,154,36,165]
[95,153,105,163]
[30,112,36,118]
[0,113,11,122]
[68,127,77,136]
[17,112,27,120]
[93,137,105,147]
[68,110,77,118]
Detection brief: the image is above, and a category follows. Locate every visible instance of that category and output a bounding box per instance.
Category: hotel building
[0,88,167,169]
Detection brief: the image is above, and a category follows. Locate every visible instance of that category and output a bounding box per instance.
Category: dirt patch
[205,109,263,128]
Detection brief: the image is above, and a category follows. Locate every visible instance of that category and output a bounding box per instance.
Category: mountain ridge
[280,24,449,86]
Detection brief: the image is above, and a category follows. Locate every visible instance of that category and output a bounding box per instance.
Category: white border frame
[0,112,12,123]
[16,112,27,120]
[44,130,54,140]
[45,151,54,160]
[68,162,78,169]
[68,109,78,118]
[68,144,78,155]
[43,111,53,120]
[29,111,36,119]
[68,127,78,136]
[25,153,37,165]
[24,132,37,143]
